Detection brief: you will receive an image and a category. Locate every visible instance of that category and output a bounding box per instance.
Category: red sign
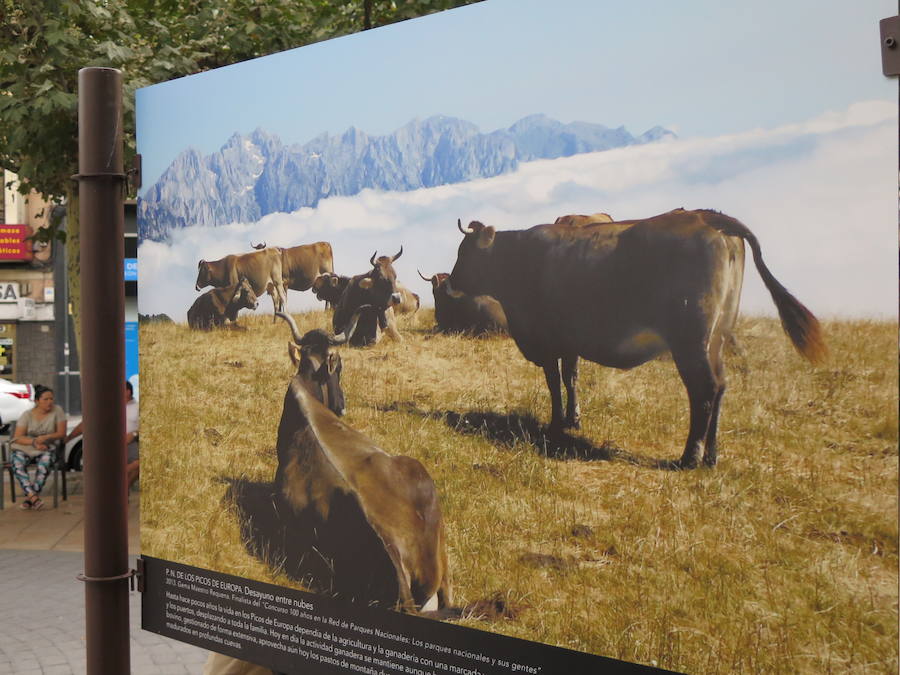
[0,225,34,261]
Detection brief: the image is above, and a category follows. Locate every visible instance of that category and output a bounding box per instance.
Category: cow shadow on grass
[222,478,401,606]
[383,403,670,467]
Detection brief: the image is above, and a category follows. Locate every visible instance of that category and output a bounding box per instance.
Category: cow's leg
[561,355,580,429]
[542,360,565,433]
[702,342,727,467]
[275,279,287,313]
[671,346,719,469]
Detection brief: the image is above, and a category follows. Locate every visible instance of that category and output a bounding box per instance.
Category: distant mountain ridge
[138,114,675,241]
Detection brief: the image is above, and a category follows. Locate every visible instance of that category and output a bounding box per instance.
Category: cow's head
[418,270,451,293]
[312,273,347,305]
[276,311,361,417]
[448,219,494,296]
[359,248,403,309]
[195,260,210,291]
[233,277,258,311]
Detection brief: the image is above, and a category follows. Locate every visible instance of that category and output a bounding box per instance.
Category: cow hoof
[676,456,700,470]
[702,455,718,468]
[562,418,580,431]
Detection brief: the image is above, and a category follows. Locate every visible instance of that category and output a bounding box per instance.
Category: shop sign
[0,225,34,261]
[0,283,20,303]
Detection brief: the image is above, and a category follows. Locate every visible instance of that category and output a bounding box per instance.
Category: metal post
[78,67,130,675]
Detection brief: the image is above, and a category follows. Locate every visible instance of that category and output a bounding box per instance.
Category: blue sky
[136,0,895,193]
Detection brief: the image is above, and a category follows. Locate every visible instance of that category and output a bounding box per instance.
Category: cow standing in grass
[333,249,405,346]
[448,209,826,468]
[196,248,286,314]
[280,242,335,294]
[273,311,452,611]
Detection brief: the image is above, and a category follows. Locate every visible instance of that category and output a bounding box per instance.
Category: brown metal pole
[78,67,130,675]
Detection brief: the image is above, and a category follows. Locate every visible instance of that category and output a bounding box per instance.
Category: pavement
[0,472,211,674]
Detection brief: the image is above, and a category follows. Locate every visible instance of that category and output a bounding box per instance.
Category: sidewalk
[0,474,209,674]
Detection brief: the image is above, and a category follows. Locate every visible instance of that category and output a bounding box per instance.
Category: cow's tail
[707,211,827,364]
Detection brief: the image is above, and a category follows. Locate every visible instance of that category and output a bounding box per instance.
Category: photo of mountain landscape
[139,115,673,242]
[137,1,898,672]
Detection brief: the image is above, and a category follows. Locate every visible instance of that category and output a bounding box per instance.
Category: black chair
[1,439,68,509]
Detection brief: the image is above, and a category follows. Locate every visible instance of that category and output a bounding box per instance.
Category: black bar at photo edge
[141,556,675,675]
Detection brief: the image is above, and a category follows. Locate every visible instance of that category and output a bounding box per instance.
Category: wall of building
[16,321,56,388]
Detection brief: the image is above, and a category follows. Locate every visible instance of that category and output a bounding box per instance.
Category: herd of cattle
[189,237,509,341]
[189,208,826,613]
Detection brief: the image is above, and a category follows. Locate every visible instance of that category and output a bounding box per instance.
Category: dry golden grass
[140,310,898,674]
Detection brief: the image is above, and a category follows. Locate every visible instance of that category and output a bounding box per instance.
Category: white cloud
[138,100,898,322]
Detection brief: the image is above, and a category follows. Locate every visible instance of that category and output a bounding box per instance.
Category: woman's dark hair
[34,384,54,400]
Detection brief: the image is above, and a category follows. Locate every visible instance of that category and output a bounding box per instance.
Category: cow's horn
[390,246,403,262]
[274,311,303,344]
[417,269,433,282]
[457,218,474,234]
[251,241,266,250]
[443,279,465,299]
[331,305,368,345]
[370,251,378,267]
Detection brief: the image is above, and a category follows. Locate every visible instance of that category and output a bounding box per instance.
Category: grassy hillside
[140,310,898,673]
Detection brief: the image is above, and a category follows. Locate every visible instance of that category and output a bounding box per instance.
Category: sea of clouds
[138,101,897,323]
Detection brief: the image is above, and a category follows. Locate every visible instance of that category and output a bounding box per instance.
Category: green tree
[0,0,478,351]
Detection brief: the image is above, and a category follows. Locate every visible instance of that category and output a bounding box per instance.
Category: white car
[0,379,34,433]
[65,416,83,471]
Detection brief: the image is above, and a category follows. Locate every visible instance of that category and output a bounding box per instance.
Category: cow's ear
[477,226,496,249]
[329,276,339,287]
[359,278,373,289]
[288,342,302,368]
[326,353,339,375]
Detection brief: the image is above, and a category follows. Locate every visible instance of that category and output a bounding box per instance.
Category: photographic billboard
[136,1,898,673]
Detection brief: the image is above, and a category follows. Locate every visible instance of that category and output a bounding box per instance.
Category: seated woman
[10,385,66,510]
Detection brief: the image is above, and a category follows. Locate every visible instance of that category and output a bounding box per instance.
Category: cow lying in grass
[187,278,258,330]
[418,270,507,336]
[273,311,452,611]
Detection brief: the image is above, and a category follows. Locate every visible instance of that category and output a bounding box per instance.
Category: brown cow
[273,311,452,611]
[418,271,507,336]
[333,249,404,346]
[392,282,420,316]
[553,212,614,227]
[281,242,335,293]
[187,278,258,330]
[195,248,286,314]
[448,210,826,468]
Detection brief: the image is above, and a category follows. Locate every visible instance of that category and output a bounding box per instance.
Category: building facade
[0,171,59,393]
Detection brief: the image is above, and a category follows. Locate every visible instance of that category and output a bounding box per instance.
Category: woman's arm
[12,420,33,445]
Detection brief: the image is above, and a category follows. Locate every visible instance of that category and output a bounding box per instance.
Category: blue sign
[125,258,138,281]
[125,321,139,385]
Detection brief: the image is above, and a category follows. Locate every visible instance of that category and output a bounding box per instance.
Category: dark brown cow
[448,210,826,468]
[281,242,335,293]
[333,249,404,346]
[312,272,351,307]
[196,248,286,313]
[273,311,452,611]
[418,271,507,336]
[187,278,258,330]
